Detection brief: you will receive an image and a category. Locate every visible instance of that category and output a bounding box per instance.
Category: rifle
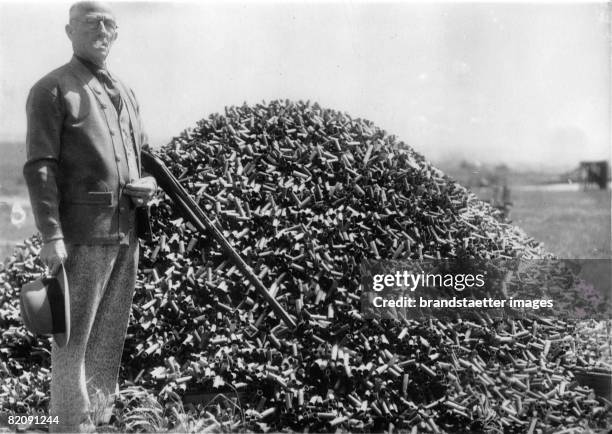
[141,151,297,329]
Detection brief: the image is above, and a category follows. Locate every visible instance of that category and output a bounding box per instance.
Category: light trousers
[49,234,138,433]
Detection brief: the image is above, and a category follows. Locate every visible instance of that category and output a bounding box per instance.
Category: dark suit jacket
[24,56,149,244]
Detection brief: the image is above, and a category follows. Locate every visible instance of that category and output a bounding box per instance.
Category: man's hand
[40,239,67,275]
[124,176,157,207]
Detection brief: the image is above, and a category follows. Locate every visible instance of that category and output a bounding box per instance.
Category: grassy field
[509,186,611,259]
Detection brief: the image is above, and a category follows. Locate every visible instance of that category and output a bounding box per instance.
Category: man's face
[66,3,117,65]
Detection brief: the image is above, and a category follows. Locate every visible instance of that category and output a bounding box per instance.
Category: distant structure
[579,161,609,190]
[490,183,512,219]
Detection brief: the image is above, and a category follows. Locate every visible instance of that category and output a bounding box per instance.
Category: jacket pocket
[60,202,117,242]
[69,191,114,206]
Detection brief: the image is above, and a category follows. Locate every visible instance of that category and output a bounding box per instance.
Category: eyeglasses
[75,16,118,32]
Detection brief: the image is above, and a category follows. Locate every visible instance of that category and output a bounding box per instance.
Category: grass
[509,187,611,259]
[94,386,242,433]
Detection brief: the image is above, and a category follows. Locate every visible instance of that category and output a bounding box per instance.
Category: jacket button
[115,156,121,162]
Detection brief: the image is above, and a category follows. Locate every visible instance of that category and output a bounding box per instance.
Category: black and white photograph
[0,1,611,433]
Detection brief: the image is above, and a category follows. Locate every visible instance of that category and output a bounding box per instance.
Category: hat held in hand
[19,264,70,347]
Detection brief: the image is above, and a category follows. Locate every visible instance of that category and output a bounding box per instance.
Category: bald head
[69,1,115,23]
[66,1,118,67]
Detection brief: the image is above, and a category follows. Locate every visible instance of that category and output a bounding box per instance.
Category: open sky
[0,1,610,170]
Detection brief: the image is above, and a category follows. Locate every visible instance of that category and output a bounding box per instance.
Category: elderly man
[23,2,156,431]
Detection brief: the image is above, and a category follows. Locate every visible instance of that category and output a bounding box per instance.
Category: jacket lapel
[68,57,116,133]
[112,77,142,174]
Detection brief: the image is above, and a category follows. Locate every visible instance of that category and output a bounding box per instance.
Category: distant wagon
[579,161,609,190]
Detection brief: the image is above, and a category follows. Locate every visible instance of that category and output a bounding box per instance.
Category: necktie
[95,69,122,113]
